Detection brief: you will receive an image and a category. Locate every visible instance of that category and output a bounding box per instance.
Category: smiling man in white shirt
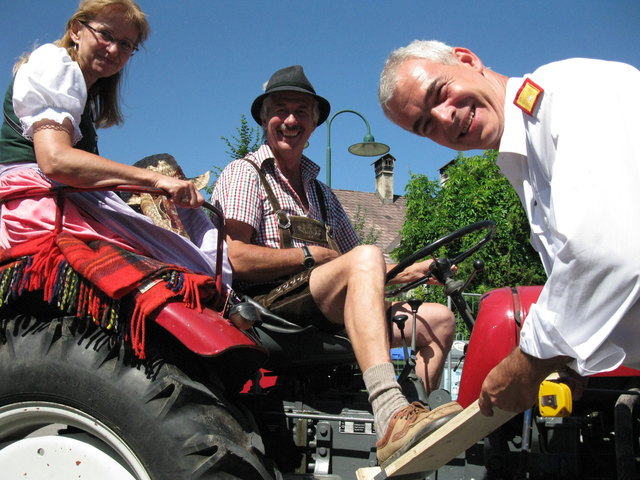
[378,39,640,416]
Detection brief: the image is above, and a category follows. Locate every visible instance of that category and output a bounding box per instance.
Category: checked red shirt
[212,144,359,274]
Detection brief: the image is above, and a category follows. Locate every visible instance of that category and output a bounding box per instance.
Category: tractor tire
[0,309,273,480]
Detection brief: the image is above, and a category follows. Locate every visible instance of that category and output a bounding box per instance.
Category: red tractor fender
[155,302,267,357]
[457,285,640,408]
[457,286,541,408]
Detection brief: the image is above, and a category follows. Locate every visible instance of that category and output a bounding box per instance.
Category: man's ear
[452,47,484,72]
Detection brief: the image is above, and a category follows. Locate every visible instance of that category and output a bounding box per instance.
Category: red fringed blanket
[0,232,218,359]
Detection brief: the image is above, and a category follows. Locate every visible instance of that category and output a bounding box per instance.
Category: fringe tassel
[23,235,59,293]
[129,281,176,359]
[0,254,123,334]
[0,258,30,307]
[164,270,214,312]
[130,302,146,359]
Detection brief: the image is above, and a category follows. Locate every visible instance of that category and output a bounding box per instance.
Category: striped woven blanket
[0,232,218,358]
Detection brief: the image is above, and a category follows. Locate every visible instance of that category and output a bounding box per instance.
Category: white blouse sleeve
[12,43,87,145]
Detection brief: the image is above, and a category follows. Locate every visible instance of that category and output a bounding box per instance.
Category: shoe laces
[397,402,427,422]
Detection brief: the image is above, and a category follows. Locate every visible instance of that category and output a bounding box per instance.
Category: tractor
[0,187,637,479]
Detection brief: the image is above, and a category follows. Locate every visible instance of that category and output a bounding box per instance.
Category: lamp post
[325,109,390,187]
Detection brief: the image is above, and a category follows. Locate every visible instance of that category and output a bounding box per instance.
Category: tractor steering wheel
[385,220,496,297]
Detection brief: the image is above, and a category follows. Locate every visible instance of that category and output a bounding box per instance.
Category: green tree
[221,114,262,161]
[206,114,262,195]
[394,150,546,334]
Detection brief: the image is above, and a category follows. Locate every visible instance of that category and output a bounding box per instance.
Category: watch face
[303,247,315,269]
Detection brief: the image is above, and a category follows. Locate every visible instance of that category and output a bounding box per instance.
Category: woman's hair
[15,0,150,128]
[378,40,458,110]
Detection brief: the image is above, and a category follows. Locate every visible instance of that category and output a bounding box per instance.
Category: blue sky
[2,1,639,194]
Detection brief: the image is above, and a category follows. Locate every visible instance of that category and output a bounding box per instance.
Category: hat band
[266,80,317,94]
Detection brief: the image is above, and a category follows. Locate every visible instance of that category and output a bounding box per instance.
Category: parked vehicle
[0,188,637,479]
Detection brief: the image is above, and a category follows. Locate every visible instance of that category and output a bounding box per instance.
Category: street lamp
[325,109,390,187]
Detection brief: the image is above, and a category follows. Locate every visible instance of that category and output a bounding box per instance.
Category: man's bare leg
[308,245,462,464]
[309,245,408,434]
[309,245,392,370]
[389,302,455,395]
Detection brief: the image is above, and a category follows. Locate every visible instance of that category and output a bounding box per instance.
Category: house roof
[333,189,406,262]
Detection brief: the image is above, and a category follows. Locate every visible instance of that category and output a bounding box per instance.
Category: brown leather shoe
[376,401,463,467]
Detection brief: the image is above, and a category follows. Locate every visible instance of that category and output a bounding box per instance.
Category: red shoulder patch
[514,78,544,116]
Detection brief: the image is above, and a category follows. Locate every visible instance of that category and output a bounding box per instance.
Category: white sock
[363,362,409,439]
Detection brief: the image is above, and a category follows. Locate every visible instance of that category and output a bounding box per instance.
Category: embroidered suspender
[242,159,340,252]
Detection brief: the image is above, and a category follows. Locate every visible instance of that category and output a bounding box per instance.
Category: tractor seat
[230,294,356,370]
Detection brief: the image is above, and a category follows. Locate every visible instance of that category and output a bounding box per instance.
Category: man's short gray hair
[378,40,459,109]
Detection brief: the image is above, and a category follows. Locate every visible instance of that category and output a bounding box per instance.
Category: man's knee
[345,244,386,274]
[422,303,456,339]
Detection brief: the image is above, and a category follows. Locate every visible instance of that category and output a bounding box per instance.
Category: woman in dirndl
[0,0,230,284]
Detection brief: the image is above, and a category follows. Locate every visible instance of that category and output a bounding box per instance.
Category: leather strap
[241,158,339,251]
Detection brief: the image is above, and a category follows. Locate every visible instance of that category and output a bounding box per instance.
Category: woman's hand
[154,175,204,208]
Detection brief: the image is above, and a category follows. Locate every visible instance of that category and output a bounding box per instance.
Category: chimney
[373,154,396,204]
[439,158,456,186]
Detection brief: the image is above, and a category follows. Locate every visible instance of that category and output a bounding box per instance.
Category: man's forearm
[229,242,307,282]
[479,346,571,415]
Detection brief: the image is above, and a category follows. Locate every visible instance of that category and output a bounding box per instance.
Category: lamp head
[348,135,391,157]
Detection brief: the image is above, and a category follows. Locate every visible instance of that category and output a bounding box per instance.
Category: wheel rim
[0,401,151,480]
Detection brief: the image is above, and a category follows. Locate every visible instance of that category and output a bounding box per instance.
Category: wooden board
[356,400,516,479]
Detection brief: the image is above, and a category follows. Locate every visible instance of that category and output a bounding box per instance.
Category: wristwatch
[301,246,316,269]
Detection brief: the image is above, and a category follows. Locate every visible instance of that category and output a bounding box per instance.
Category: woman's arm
[32,118,203,208]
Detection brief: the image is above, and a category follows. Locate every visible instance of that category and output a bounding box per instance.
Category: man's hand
[478,347,570,416]
[308,245,339,265]
[388,259,457,286]
[388,258,436,285]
